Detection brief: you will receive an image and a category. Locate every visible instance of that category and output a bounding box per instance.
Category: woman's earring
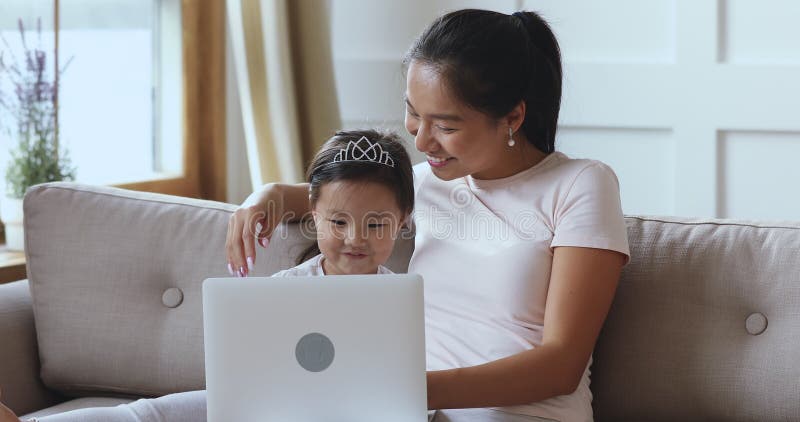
[508,127,516,147]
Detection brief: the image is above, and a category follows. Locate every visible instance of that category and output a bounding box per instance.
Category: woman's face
[312,180,405,275]
[404,60,528,181]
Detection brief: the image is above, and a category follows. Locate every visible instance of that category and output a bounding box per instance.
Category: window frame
[115,0,226,201]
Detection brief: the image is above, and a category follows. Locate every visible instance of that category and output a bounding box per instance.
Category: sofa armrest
[0,280,63,415]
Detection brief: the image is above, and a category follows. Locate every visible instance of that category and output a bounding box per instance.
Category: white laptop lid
[203,274,428,422]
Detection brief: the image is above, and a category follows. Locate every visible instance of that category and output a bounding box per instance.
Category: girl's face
[311,180,406,275]
[404,60,542,180]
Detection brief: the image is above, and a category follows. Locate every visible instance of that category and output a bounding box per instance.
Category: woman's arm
[226,183,310,277]
[426,246,626,409]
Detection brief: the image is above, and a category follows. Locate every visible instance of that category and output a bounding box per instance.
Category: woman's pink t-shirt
[410,152,630,422]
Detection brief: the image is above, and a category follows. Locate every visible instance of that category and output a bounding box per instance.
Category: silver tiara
[332,136,395,167]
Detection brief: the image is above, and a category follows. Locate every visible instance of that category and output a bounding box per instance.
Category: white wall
[328,0,800,221]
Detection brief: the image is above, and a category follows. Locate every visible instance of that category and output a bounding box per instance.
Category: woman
[1,9,628,422]
[227,9,629,422]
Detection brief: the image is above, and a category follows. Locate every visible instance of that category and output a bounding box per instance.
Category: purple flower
[1,18,70,135]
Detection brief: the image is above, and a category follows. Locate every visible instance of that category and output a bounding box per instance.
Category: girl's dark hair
[404,9,562,154]
[297,129,414,264]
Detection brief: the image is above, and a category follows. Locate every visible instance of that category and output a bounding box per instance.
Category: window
[1,0,225,200]
[59,0,183,185]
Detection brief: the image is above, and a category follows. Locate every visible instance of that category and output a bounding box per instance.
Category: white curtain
[227,0,341,188]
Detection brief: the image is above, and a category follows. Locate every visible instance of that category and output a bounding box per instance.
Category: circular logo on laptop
[295,332,335,372]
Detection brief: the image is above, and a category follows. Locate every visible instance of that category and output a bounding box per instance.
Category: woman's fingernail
[247,257,254,271]
[239,266,247,277]
[227,263,234,276]
[260,237,269,248]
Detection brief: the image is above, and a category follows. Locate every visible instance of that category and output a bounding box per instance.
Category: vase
[1,196,24,251]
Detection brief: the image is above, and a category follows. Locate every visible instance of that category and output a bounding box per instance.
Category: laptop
[203,274,434,422]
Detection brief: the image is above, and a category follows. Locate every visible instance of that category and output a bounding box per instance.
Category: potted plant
[0,18,75,251]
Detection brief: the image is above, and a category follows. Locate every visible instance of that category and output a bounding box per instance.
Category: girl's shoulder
[270,254,325,277]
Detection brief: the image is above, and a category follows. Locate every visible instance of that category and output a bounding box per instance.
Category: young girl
[272,128,414,277]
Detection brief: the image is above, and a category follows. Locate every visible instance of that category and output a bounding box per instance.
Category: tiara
[332,136,395,167]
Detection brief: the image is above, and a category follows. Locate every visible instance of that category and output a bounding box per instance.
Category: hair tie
[512,11,529,24]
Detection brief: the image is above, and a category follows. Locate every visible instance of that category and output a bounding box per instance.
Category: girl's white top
[410,152,630,422]
[271,253,394,277]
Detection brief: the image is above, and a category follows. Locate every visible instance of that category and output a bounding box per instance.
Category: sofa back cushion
[592,216,800,421]
[24,183,413,397]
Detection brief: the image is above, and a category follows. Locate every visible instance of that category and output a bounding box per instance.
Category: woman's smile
[427,155,455,167]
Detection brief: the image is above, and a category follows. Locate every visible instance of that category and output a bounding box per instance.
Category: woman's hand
[225,183,311,277]
[226,184,283,277]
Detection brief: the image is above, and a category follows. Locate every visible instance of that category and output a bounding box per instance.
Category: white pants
[31,390,558,422]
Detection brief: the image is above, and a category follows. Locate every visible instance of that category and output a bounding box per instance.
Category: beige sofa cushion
[24,183,236,397]
[0,280,63,415]
[592,216,800,421]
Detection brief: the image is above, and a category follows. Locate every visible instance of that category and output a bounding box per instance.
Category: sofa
[1,182,798,421]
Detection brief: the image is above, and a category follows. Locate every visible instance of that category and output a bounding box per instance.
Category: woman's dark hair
[404,9,562,154]
[297,129,414,264]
